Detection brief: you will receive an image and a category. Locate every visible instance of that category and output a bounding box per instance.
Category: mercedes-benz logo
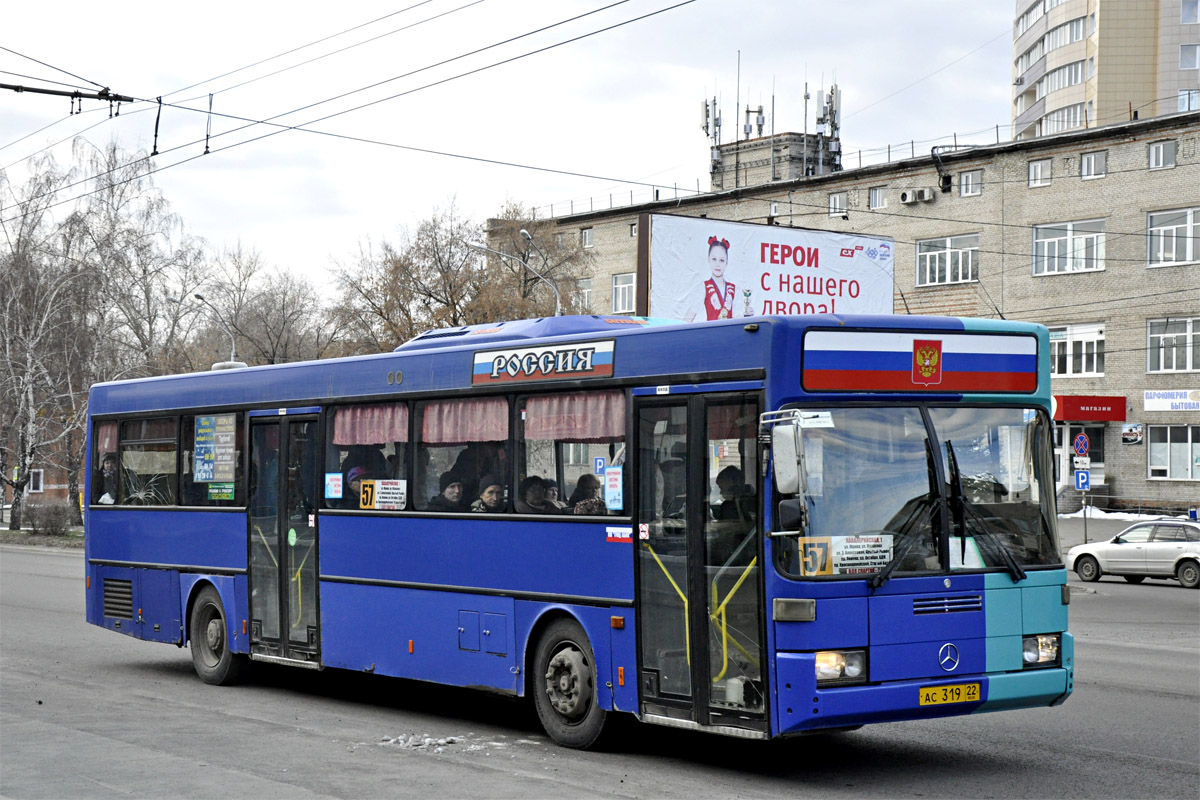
[938,643,960,672]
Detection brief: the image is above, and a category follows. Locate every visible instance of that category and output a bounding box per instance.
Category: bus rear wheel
[533,618,607,749]
[189,585,246,685]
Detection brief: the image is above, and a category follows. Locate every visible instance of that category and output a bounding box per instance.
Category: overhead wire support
[0,82,134,105]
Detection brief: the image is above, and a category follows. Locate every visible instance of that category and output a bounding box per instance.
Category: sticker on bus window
[798,411,835,428]
[798,535,893,576]
[359,480,375,510]
[373,479,406,511]
[325,473,344,499]
[207,482,234,501]
[604,466,623,510]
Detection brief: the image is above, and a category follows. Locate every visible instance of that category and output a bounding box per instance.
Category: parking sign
[1074,470,1090,491]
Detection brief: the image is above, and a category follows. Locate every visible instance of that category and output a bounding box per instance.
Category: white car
[1066,520,1200,588]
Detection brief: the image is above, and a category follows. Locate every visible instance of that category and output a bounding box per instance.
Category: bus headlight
[815,649,867,686]
[1022,634,1060,667]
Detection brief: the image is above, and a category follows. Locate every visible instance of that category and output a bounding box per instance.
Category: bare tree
[0,154,92,528]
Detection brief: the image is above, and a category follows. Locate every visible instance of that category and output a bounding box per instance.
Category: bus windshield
[775,406,1059,579]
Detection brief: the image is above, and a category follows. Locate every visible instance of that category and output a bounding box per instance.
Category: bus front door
[635,392,766,734]
[248,416,321,665]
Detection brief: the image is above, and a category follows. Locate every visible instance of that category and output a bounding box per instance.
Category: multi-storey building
[1012,0,1200,139]
[523,112,1199,511]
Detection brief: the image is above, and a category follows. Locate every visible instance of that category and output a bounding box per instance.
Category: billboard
[646,214,894,320]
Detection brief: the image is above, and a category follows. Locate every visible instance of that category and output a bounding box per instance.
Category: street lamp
[468,231,562,317]
[168,293,247,370]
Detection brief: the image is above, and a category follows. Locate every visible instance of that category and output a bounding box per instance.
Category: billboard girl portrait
[688,235,735,322]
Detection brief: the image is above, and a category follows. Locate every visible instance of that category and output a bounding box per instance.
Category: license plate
[918,682,980,706]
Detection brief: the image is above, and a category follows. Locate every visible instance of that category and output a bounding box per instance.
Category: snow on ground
[1059,506,1196,522]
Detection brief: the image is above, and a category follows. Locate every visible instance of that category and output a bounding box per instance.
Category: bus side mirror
[772,424,800,495]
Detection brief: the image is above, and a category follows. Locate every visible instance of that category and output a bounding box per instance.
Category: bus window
[520,390,626,516]
[326,403,409,510]
[91,421,119,505]
[415,397,509,512]
[774,407,936,579]
[180,413,244,507]
[705,400,758,567]
[118,418,178,506]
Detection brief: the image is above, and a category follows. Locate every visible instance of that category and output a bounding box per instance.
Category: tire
[1075,555,1101,583]
[1123,575,1145,584]
[532,618,607,749]
[1176,560,1200,590]
[189,585,246,685]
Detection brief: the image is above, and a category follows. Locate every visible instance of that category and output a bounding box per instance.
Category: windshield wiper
[867,495,939,590]
[945,441,1026,583]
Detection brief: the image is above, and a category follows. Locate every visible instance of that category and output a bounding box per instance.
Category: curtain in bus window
[421,398,508,444]
[92,422,119,504]
[333,403,409,445]
[523,391,624,441]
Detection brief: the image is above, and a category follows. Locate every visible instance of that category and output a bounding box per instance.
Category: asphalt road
[1,537,1197,799]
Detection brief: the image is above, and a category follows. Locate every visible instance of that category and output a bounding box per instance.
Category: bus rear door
[248,411,321,666]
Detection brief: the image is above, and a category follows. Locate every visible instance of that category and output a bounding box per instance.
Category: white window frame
[1080,151,1106,179]
[1185,0,1199,24]
[1180,89,1200,111]
[916,234,980,287]
[612,273,635,314]
[1148,207,1199,266]
[828,191,847,217]
[1033,219,1106,275]
[1147,425,1200,480]
[1147,316,1200,373]
[868,187,887,210]
[28,468,45,493]
[1182,44,1199,70]
[1048,323,1105,377]
[960,170,982,197]
[581,227,594,248]
[1149,140,1177,170]
[629,222,637,237]
[1028,159,1052,187]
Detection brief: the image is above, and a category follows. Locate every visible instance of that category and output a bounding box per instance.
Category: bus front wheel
[533,618,607,749]
[189,585,246,685]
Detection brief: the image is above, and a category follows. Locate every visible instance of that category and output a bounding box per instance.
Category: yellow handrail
[710,558,761,681]
[645,543,690,663]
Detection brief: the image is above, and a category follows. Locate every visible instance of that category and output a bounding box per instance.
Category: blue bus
[84,314,1072,747]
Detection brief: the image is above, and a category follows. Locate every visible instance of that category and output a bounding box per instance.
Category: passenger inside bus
[515,475,559,514]
[543,479,567,509]
[566,473,602,509]
[427,471,467,512]
[470,476,505,513]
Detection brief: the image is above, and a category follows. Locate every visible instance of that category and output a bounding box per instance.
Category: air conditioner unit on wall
[899,190,919,204]
[916,187,935,202]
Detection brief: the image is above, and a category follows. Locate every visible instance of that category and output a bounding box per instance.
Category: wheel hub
[205,618,224,653]
[545,646,590,718]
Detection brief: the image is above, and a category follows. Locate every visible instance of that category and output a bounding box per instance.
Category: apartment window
[28,469,44,493]
[1080,151,1106,179]
[581,227,594,248]
[575,278,592,312]
[916,234,979,286]
[1149,140,1177,170]
[1185,0,1199,24]
[1033,220,1106,274]
[1182,44,1199,70]
[1041,103,1084,135]
[1148,207,1199,266]
[1180,89,1200,111]
[1028,158,1052,187]
[828,191,847,216]
[612,273,635,314]
[629,222,637,237]
[868,187,887,209]
[960,170,982,196]
[1148,425,1200,480]
[1147,317,1199,373]
[1049,324,1105,377]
